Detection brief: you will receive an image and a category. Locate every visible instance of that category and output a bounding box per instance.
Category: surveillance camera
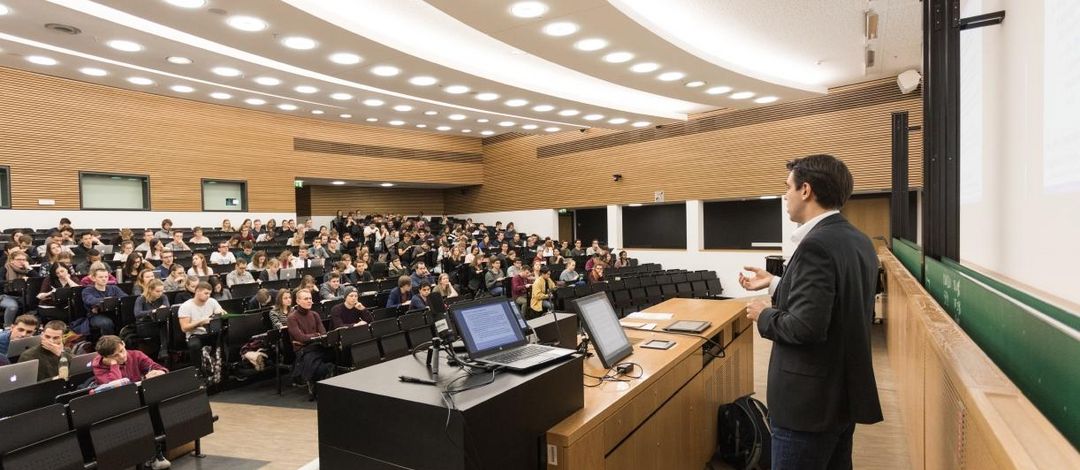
[579,128,587,133]
[612,174,623,182]
[654,125,663,129]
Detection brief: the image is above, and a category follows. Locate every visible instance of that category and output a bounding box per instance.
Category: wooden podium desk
[546,298,755,470]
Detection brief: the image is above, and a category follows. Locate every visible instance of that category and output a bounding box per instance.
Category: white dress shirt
[769,210,840,295]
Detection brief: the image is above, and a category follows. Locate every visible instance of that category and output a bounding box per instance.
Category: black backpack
[713,395,771,470]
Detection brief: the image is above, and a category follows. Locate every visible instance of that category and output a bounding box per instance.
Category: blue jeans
[771,420,855,470]
[489,286,504,297]
[90,314,116,336]
[1,295,20,326]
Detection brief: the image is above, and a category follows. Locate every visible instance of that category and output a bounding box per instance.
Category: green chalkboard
[942,258,1080,332]
[891,238,923,282]
[924,257,1080,449]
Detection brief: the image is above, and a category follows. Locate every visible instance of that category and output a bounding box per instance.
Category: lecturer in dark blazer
[741,154,882,470]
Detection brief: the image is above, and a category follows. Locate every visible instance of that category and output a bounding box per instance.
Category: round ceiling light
[705,85,732,95]
[657,71,685,82]
[127,76,154,85]
[631,121,651,127]
[106,39,143,52]
[328,52,362,65]
[607,117,628,124]
[277,103,298,110]
[436,126,452,131]
[244,98,266,105]
[254,76,281,86]
[476,118,490,123]
[522,124,538,130]
[166,56,192,65]
[729,91,755,100]
[532,104,554,112]
[602,51,634,63]
[475,92,499,101]
[416,124,428,128]
[294,85,318,94]
[164,0,206,8]
[226,15,267,32]
[365,117,378,122]
[340,113,352,118]
[78,67,107,76]
[504,99,528,107]
[408,75,438,86]
[311,110,324,115]
[583,114,604,121]
[330,92,354,100]
[332,181,346,185]
[170,85,195,93]
[209,92,232,99]
[510,1,549,18]
[444,85,470,94]
[498,121,516,127]
[362,98,385,107]
[388,120,405,126]
[573,38,608,52]
[211,66,241,77]
[380,183,395,187]
[557,109,580,116]
[629,62,659,73]
[754,96,779,104]
[544,127,560,132]
[542,22,578,37]
[481,131,495,136]
[424,110,438,116]
[448,114,466,121]
[684,80,706,88]
[393,104,413,112]
[281,36,317,50]
[371,65,400,77]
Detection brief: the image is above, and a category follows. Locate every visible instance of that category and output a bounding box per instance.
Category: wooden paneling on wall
[308,185,445,216]
[0,67,482,212]
[445,77,922,213]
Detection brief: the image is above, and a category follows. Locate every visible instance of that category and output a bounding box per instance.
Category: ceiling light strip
[0,31,340,108]
[47,0,585,128]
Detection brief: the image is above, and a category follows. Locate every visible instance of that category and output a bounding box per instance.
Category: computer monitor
[569,292,633,369]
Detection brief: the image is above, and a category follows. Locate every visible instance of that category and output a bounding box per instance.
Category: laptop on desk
[449,297,574,372]
[279,268,298,281]
[6,335,41,359]
[0,360,40,393]
[69,352,96,377]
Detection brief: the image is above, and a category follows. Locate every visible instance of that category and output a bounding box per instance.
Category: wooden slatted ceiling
[0,66,482,212]
[308,186,446,216]
[445,77,923,213]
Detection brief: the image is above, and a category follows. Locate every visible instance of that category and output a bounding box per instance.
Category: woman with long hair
[37,263,80,306]
[131,268,157,296]
[162,264,188,291]
[122,252,154,282]
[269,289,292,329]
[221,219,235,232]
[247,251,269,271]
[187,253,212,277]
[435,272,458,299]
[260,257,283,281]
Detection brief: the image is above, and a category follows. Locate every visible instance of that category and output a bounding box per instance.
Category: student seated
[409,261,435,288]
[75,248,103,277]
[330,287,371,328]
[409,283,433,310]
[511,267,531,308]
[531,266,556,313]
[352,260,375,283]
[485,259,506,296]
[154,249,177,279]
[269,289,292,330]
[19,320,73,381]
[226,260,255,287]
[37,264,80,307]
[248,288,274,311]
[319,272,345,301]
[288,289,333,398]
[165,230,190,252]
[80,267,121,335]
[178,282,225,379]
[91,335,171,469]
[188,227,211,245]
[3,250,31,326]
[587,261,606,285]
[162,265,188,292]
[209,242,236,265]
[0,314,38,362]
[386,276,413,308]
[173,275,200,304]
[560,259,584,286]
[134,230,156,253]
[435,272,458,300]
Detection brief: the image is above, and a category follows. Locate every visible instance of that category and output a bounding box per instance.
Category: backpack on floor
[714,395,771,470]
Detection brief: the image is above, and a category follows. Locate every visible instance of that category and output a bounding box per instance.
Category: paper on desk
[626,312,674,321]
[619,321,657,330]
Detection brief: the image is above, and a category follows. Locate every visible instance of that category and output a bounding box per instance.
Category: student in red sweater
[288,289,333,399]
[92,335,168,385]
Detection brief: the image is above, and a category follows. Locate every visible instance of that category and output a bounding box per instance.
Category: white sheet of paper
[626,312,674,321]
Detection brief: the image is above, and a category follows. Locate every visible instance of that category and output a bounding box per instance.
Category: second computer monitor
[569,292,633,369]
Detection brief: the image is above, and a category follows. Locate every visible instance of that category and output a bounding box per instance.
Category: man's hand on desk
[738,266,774,291]
[745,298,771,322]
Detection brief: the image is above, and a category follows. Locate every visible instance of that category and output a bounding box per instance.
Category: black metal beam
[960,10,1006,30]
[891,112,911,242]
[921,0,961,260]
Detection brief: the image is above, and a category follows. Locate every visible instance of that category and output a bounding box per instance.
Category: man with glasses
[209,242,236,265]
[155,250,176,279]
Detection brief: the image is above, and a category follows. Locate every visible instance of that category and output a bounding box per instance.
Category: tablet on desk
[664,320,711,333]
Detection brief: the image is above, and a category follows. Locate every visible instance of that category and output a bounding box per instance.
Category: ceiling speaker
[897,69,922,94]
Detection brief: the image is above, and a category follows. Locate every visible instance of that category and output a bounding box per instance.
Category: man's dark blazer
[758,213,883,432]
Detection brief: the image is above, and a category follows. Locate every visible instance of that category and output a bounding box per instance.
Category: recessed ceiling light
[78,67,107,76]
[436,126,452,131]
[628,203,643,207]
[253,76,281,86]
[211,66,241,77]
[226,15,267,32]
[444,85,470,94]
[362,98,384,106]
[603,51,634,63]
[388,120,405,126]
[164,0,206,8]
[462,129,472,133]
[522,124,538,130]
[510,1,548,18]
[583,114,604,121]
[630,62,660,73]
[498,121,516,127]
[332,181,346,185]
[542,21,579,37]
[166,56,192,65]
[705,85,732,95]
[544,127,561,132]
[657,71,685,81]
[209,92,232,99]
[26,55,58,66]
[106,40,143,52]
[557,109,580,116]
[607,117,628,124]
[504,99,528,107]
[730,91,755,100]
[416,124,427,128]
[475,92,499,101]
[408,75,438,86]
[481,131,495,136]
[574,38,608,52]
[684,80,706,88]
[127,76,154,85]
[371,65,400,77]
[532,104,554,112]
[0,4,8,15]
[311,109,324,114]
[476,118,489,123]
[170,85,194,93]
[339,113,352,118]
[631,121,651,127]
[294,85,318,94]
[365,117,378,122]
[281,36,317,50]
[244,98,266,105]
[278,103,298,111]
[327,52,362,65]
[424,110,438,116]
[393,104,413,112]
[754,96,779,104]
[330,92,354,100]
[380,183,395,187]
[448,114,466,121]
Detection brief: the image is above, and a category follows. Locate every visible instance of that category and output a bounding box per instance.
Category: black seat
[612,289,632,310]
[0,378,67,419]
[398,313,433,350]
[224,313,268,368]
[140,368,215,455]
[660,283,678,300]
[692,280,709,298]
[645,285,664,304]
[229,282,260,300]
[706,279,724,297]
[67,384,157,469]
[0,404,84,470]
[369,319,408,359]
[217,297,247,315]
[676,282,693,298]
[337,324,379,369]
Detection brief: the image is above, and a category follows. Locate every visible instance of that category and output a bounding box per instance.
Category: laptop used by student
[279,268,299,280]
[68,352,97,377]
[449,297,574,371]
[6,335,41,359]
[0,360,40,393]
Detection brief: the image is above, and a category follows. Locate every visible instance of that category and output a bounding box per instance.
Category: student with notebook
[80,267,121,335]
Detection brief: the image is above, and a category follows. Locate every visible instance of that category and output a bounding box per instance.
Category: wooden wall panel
[308,186,445,216]
[842,195,891,243]
[446,78,922,213]
[0,67,482,212]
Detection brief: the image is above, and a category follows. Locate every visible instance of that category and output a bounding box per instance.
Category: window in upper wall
[202,179,247,212]
[0,166,10,209]
[702,199,782,250]
[80,172,150,210]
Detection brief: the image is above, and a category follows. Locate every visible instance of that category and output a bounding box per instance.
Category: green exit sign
[294,180,304,188]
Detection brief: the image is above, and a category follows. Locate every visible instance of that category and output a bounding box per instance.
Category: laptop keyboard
[486,344,550,364]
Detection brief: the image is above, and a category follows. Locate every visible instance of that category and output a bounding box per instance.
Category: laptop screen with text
[452,299,526,356]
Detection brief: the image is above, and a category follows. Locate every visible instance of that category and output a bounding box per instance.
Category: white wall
[959,0,1080,304]
[0,210,295,231]
[451,209,560,239]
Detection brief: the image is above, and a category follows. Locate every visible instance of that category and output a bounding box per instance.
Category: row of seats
[556,270,725,316]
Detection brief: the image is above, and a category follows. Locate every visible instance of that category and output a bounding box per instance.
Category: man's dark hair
[786,154,854,210]
[96,335,124,356]
[14,314,39,328]
[44,320,67,333]
[86,248,100,257]
[539,266,550,276]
